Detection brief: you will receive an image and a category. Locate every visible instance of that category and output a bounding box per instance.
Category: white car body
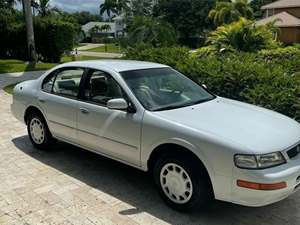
[11,60,300,207]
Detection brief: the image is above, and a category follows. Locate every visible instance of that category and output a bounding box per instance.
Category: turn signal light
[237,180,287,190]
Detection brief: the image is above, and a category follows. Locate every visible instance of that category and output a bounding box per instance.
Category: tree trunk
[22,0,37,62]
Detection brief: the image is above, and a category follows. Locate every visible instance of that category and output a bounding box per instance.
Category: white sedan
[11,60,300,211]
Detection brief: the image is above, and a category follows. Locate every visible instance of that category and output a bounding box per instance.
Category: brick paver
[0,78,299,224]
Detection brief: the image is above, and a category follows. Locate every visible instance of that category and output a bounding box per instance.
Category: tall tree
[250,0,276,19]
[115,0,130,15]
[127,16,177,47]
[100,0,117,21]
[131,0,153,17]
[36,0,51,17]
[209,0,253,26]
[22,0,37,62]
[153,0,215,45]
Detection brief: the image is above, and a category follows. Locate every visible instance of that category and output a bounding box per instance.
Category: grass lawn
[0,59,56,74]
[0,55,108,74]
[83,44,121,53]
[3,83,16,94]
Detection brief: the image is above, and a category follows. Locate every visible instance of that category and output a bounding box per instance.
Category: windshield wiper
[153,104,185,111]
[152,97,215,112]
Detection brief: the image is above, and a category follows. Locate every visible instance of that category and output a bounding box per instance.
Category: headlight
[234,152,286,169]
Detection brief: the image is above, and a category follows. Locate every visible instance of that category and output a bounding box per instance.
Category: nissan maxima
[11,60,300,211]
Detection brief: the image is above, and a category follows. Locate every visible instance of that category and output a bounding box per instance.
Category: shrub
[34,17,75,63]
[124,46,190,68]
[0,13,75,63]
[207,18,279,52]
[125,47,300,121]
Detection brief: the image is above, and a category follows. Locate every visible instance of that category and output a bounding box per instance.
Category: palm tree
[131,0,153,17]
[209,0,253,26]
[89,25,101,36]
[37,0,51,17]
[100,24,111,32]
[127,16,177,47]
[22,0,37,62]
[100,0,117,21]
[115,0,130,15]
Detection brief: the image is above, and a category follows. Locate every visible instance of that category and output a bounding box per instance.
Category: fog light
[237,180,287,190]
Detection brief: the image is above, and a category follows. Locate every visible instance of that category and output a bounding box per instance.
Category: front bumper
[231,154,300,207]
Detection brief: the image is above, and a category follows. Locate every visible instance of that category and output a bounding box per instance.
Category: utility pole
[22,0,37,63]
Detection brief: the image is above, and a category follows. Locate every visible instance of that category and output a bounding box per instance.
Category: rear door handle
[80,108,89,114]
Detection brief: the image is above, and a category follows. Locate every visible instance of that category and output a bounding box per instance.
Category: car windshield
[120,67,215,111]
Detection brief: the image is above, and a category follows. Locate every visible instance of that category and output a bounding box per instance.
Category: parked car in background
[11,60,300,211]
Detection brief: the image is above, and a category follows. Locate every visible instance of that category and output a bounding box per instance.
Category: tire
[27,113,54,150]
[153,152,213,212]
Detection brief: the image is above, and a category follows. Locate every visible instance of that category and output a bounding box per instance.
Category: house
[82,18,125,41]
[258,0,300,44]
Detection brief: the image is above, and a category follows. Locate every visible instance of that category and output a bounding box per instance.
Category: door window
[84,70,124,105]
[52,68,85,97]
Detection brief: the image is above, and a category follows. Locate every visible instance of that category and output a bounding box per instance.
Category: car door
[77,69,142,166]
[38,67,85,143]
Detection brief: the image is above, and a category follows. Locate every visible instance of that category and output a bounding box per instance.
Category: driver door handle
[80,108,89,114]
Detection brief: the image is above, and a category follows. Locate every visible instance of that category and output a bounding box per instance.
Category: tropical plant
[100,0,117,21]
[89,25,101,36]
[36,0,52,17]
[100,24,111,32]
[115,0,130,15]
[126,16,177,48]
[131,0,153,17]
[209,0,253,26]
[207,18,279,52]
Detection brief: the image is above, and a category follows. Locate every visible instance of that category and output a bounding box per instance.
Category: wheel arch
[24,105,47,124]
[147,142,215,197]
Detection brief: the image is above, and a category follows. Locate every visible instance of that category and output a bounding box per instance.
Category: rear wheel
[153,153,213,211]
[27,113,53,149]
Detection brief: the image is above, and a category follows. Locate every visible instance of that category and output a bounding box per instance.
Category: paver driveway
[0,76,299,224]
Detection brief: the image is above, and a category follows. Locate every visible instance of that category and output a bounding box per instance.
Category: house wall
[274,7,300,18]
[279,27,300,44]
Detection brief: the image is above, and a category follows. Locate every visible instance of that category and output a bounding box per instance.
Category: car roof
[59,60,169,73]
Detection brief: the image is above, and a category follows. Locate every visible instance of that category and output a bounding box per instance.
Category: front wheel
[27,113,53,149]
[153,153,213,211]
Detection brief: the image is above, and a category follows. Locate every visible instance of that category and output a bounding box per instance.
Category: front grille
[287,145,300,159]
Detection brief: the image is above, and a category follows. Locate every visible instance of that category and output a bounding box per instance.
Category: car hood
[154,97,300,154]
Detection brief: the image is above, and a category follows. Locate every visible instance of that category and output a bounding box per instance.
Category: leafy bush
[0,12,75,63]
[124,46,190,68]
[0,8,27,59]
[125,47,300,121]
[34,17,75,63]
[207,18,279,52]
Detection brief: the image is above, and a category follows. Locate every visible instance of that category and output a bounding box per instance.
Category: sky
[50,0,103,14]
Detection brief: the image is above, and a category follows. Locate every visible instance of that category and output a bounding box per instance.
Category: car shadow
[12,135,299,225]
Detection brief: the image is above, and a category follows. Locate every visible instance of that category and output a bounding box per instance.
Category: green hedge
[34,18,75,63]
[125,47,300,121]
[0,14,75,63]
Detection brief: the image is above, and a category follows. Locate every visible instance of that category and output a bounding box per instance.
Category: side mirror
[107,98,128,110]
